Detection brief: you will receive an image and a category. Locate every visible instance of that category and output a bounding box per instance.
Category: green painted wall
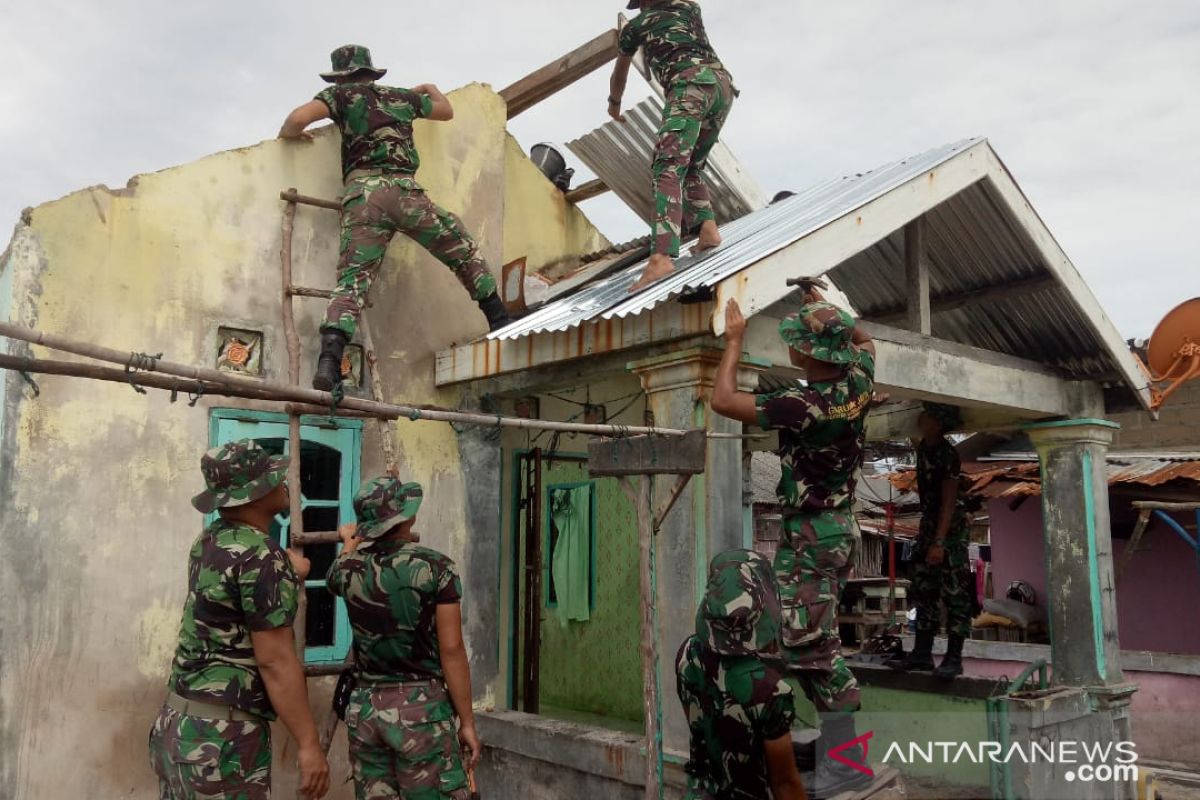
[522,456,643,723]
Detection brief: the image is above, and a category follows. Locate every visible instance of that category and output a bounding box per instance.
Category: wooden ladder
[278,187,401,774]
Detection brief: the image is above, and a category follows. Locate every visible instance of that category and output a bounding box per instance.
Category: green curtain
[550,486,592,626]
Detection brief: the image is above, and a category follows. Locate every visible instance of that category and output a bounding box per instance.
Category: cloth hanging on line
[550,486,592,626]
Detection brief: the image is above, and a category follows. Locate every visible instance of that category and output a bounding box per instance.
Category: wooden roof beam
[500,29,619,120]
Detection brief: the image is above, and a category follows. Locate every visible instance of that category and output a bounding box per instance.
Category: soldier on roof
[279,45,510,391]
[609,0,737,293]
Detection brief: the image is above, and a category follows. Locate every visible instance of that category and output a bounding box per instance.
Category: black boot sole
[809,771,874,799]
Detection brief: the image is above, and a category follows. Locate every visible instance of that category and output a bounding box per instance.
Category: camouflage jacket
[756,350,876,513]
[315,82,434,177]
[916,436,968,541]
[619,0,729,90]
[327,538,462,685]
[168,520,300,719]
[676,635,796,800]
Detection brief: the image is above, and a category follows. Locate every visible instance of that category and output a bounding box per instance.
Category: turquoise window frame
[543,480,598,611]
[208,408,362,665]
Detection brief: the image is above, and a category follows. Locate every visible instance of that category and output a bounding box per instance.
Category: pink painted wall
[987,499,1200,655]
[963,658,1200,764]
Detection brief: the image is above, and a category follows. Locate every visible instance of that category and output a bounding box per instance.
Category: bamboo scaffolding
[0,320,720,439]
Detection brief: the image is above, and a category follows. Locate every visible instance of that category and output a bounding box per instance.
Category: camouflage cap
[191,440,288,514]
[695,549,782,658]
[921,402,962,431]
[320,44,387,83]
[778,301,857,365]
[354,476,423,540]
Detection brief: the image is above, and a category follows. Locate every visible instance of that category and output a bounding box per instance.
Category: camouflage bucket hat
[191,440,288,514]
[354,477,423,540]
[922,402,963,431]
[778,301,857,365]
[320,44,387,82]
[695,549,782,657]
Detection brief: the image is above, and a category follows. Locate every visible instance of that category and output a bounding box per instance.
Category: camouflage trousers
[148,702,271,799]
[322,175,498,338]
[774,511,862,714]
[345,679,469,800]
[911,529,977,639]
[651,71,735,258]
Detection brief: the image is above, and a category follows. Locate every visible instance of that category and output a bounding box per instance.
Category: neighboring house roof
[888,454,1200,499]
[441,138,1150,411]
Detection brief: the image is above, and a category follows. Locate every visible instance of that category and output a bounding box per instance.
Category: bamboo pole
[280,189,341,212]
[0,320,710,439]
[280,197,309,700]
[619,475,663,800]
[360,317,400,477]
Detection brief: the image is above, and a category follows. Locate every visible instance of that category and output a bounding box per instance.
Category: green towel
[550,486,592,625]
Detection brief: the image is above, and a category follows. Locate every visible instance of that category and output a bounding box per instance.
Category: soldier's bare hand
[926,545,945,566]
[724,299,747,340]
[298,743,330,798]
[460,722,483,769]
[287,547,312,581]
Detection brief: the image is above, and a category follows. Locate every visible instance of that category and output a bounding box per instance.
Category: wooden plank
[564,178,610,204]
[589,430,707,476]
[904,219,930,335]
[500,29,619,119]
[1116,509,1152,581]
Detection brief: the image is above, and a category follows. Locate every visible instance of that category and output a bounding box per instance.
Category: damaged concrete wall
[0,82,567,798]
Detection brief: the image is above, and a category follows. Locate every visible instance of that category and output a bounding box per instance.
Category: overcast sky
[1,0,1196,338]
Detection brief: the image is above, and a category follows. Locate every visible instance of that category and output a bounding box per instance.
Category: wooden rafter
[500,29,619,120]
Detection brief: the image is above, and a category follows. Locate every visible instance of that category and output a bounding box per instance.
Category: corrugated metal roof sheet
[490,137,981,341]
[567,97,758,226]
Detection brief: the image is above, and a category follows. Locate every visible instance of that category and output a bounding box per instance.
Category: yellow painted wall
[0,83,551,798]
[502,136,609,274]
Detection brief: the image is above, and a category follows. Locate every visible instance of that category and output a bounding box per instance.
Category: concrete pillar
[1025,419,1125,687]
[629,348,765,753]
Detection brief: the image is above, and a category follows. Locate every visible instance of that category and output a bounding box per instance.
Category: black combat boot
[808,714,873,799]
[312,330,349,391]
[934,634,965,680]
[886,631,935,672]
[477,293,511,332]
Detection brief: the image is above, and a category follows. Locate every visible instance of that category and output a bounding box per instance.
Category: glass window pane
[302,505,340,535]
[301,441,341,501]
[307,543,338,582]
[305,588,336,648]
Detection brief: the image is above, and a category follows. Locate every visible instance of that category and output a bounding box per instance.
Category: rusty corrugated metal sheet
[889,456,1200,499]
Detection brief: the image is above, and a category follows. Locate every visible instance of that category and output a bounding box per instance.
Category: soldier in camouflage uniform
[610,1,737,292]
[887,403,976,680]
[279,45,509,391]
[327,477,481,800]
[677,549,808,800]
[711,293,876,799]
[148,440,330,799]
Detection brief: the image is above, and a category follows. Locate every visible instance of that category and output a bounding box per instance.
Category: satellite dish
[1143,297,1200,410]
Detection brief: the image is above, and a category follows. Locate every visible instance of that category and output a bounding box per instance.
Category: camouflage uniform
[677,550,796,800]
[912,435,975,639]
[149,441,299,799]
[754,304,875,714]
[619,0,736,258]
[327,477,470,800]
[315,46,497,339]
